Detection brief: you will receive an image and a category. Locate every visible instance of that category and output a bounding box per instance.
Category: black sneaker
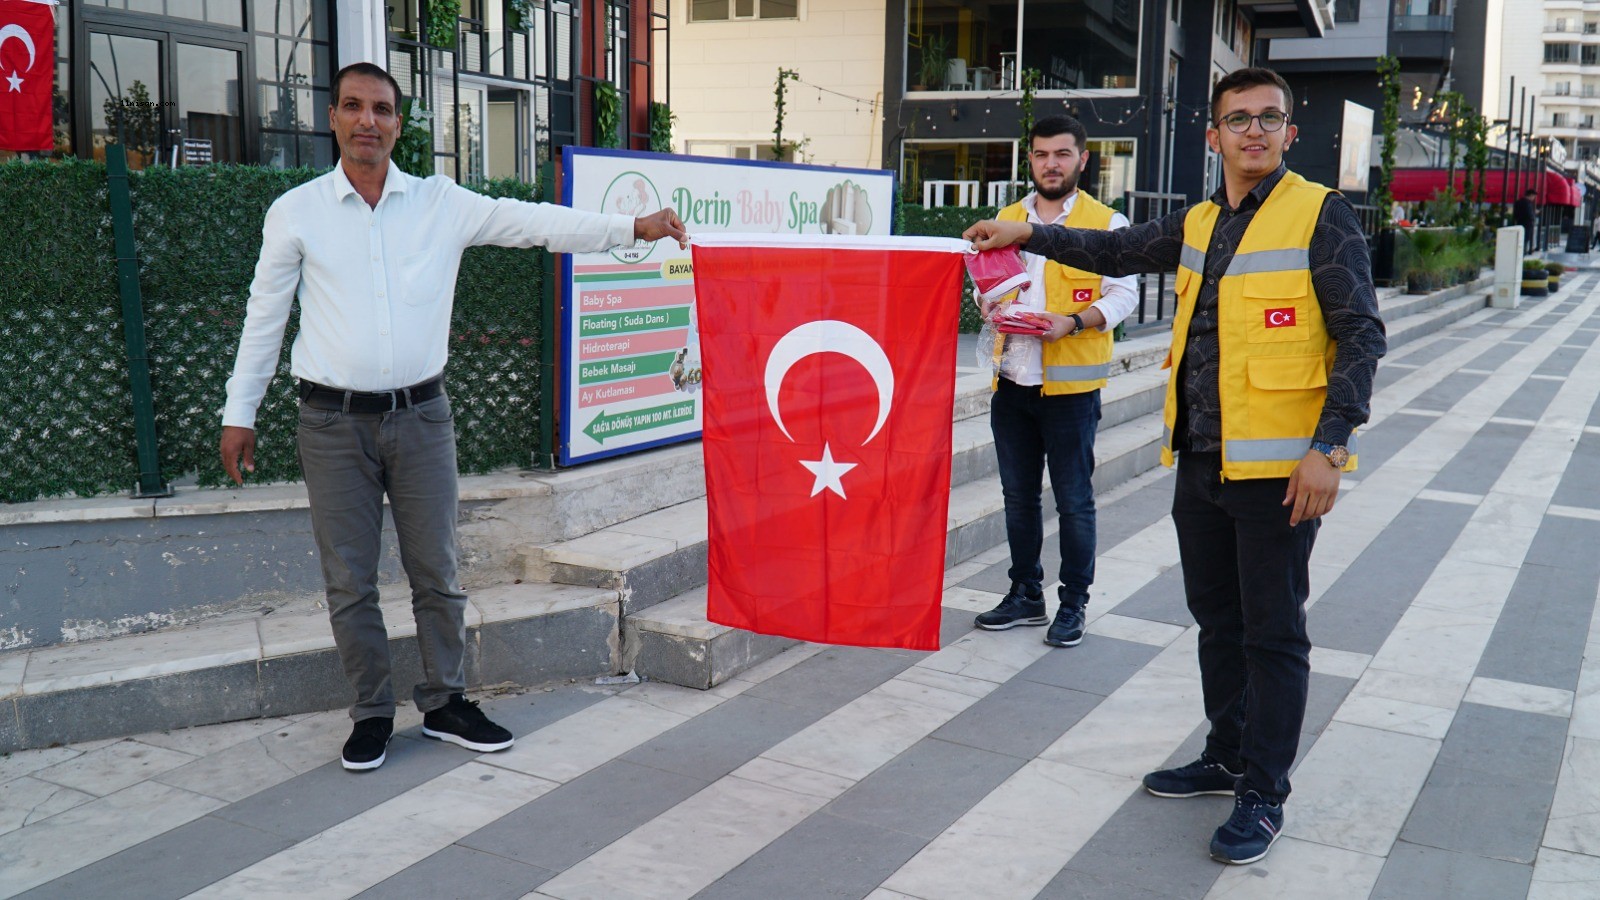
[974,586,1048,630]
[342,717,393,771]
[1143,753,1242,798]
[422,694,514,752]
[1210,791,1284,865]
[1044,601,1085,647]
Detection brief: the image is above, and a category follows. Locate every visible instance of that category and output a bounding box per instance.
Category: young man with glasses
[964,67,1386,865]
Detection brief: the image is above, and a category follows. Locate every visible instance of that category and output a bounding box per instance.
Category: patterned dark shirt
[1023,165,1387,452]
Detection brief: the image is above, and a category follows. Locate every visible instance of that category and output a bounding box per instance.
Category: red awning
[1390,169,1579,207]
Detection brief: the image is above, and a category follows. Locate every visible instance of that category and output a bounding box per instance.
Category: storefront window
[256,0,333,167]
[906,0,1137,93]
[1085,138,1135,207]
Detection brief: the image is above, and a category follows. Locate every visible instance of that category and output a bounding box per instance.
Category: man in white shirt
[219,62,687,772]
[973,115,1137,648]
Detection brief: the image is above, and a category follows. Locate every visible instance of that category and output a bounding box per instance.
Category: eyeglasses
[1216,110,1289,133]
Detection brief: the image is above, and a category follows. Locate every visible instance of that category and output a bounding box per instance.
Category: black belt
[298,376,445,413]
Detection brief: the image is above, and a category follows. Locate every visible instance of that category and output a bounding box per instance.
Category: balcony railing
[1394,14,1452,30]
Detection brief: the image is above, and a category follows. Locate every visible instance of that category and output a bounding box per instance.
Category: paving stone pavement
[6,279,1600,899]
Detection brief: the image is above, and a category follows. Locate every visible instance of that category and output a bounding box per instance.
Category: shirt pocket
[1245,354,1327,438]
[400,255,450,307]
[1242,270,1312,344]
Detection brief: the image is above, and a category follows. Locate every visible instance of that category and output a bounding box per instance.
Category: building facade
[885,0,1332,210]
[652,0,885,169]
[9,0,661,179]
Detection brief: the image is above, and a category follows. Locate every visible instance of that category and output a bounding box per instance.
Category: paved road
[4,277,1600,899]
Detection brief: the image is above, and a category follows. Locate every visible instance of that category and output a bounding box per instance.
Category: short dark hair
[332,62,402,110]
[1029,115,1089,153]
[1211,67,1295,124]
[1525,188,1539,197]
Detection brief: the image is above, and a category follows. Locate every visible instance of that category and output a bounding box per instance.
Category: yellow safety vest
[1161,170,1357,479]
[995,192,1117,394]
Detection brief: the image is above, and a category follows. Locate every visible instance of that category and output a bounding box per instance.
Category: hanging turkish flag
[0,0,55,152]
[693,234,966,651]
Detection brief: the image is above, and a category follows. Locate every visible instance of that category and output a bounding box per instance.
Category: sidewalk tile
[1333,693,1457,740]
[1529,846,1600,900]
[1435,703,1567,785]
[18,814,293,900]
[697,812,926,900]
[931,679,1098,760]
[1204,836,1385,900]
[31,739,196,797]
[762,682,976,783]
[1060,789,1231,898]
[1465,677,1575,718]
[535,774,825,900]
[1038,670,1203,779]
[620,695,820,782]
[356,845,553,900]
[1370,841,1532,900]
[1399,765,1552,863]
[0,777,93,836]
[882,760,1134,900]
[1543,736,1600,856]
[191,763,556,899]
[1284,721,1440,857]
[479,695,688,784]
[0,780,223,896]
[458,758,706,873]
[824,738,1021,839]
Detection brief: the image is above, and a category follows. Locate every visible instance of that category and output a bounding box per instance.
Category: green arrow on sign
[583,400,698,444]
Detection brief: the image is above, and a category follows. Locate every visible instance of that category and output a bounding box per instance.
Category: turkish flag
[0,0,55,152]
[693,235,965,651]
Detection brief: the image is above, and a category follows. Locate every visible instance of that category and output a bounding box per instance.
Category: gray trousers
[296,392,466,721]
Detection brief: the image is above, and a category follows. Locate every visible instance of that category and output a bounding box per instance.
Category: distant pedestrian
[965,66,1387,866]
[1514,188,1538,253]
[219,62,687,772]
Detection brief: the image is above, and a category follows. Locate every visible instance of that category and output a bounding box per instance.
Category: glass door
[84,23,248,168]
[87,28,166,168]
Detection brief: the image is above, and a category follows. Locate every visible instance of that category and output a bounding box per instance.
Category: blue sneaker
[974,586,1048,630]
[1143,753,1241,798]
[1209,791,1284,865]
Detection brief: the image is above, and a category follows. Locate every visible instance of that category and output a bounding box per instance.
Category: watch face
[1327,446,1350,468]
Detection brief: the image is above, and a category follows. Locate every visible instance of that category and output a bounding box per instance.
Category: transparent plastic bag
[975,318,1040,375]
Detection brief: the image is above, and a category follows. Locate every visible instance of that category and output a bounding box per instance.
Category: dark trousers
[989,378,1100,606]
[1172,451,1316,804]
[296,392,467,721]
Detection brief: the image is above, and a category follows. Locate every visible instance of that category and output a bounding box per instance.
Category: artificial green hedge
[903,204,1000,333]
[0,160,546,503]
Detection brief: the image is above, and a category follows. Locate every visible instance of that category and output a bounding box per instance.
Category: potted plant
[1522,258,1549,297]
[917,33,948,91]
[1545,259,1564,292]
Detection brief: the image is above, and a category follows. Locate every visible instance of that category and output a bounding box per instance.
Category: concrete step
[0,582,619,753]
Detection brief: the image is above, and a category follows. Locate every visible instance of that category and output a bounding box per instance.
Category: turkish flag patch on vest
[1073,288,1092,303]
[1264,307,1297,328]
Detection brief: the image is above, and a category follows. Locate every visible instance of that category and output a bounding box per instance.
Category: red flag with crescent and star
[0,0,54,152]
[692,234,965,651]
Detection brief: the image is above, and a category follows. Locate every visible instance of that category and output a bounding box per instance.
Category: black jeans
[1172,451,1316,804]
[989,378,1101,606]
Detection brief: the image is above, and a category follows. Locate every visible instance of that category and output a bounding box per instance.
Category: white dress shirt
[1001,190,1138,387]
[223,162,637,429]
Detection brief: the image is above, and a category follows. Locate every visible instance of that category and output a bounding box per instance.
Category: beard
[1033,170,1079,201]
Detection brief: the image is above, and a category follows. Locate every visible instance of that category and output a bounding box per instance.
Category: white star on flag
[799,443,856,498]
[5,73,20,92]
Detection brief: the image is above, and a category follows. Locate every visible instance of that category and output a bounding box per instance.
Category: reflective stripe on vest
[1225,248,1311,277]
[1045,362,1113,382]
[1179,243,1206,275]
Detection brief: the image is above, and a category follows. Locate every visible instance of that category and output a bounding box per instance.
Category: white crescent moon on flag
[1269,310,1290,325]
[764,320,894,445]
[0,25,37,74]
